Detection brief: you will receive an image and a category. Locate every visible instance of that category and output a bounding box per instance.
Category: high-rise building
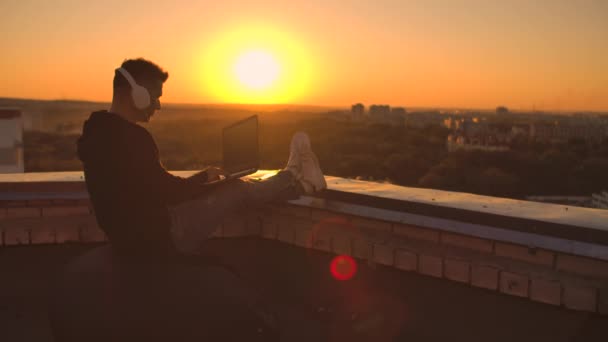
[351,103,365,121]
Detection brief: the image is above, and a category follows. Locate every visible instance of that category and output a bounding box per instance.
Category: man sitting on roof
[77,57,326,260]
[72,58,326,340]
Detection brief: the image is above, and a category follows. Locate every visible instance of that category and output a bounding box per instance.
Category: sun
[233,50,280,90]
[198,25,314,104]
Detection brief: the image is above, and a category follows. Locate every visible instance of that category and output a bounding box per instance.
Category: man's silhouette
[73,58,326,340]
[77,58,326,259]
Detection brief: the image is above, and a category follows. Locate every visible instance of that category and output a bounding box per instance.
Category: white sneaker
[284,132,327,194]
[285,133,305,176]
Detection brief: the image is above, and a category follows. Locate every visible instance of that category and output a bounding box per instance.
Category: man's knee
[209,179,253,204]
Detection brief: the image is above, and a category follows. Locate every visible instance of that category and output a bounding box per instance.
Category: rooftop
[1,171,608,340]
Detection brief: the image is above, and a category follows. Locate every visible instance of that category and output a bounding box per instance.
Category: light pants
[167,170,323,340]
[169,170,298,253]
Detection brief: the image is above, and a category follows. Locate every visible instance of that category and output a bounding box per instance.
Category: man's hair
[113,58,169,92]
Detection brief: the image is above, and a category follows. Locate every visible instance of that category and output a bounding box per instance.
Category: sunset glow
[233,50,280,90]
[198,25,313,104]
[0,1,607,111]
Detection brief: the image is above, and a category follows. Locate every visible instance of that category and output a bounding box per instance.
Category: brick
[52,199,80,206]
[223,216,247,237]
[244,214,262,236]
[393,224,439,243]
[277,214,313,228]
[311,230,332,252]
[261,221,277,239]
[312,216,352,236]
[276,216,315,246]
[277,225,296,244]
[42,206,90,217]
[499,271,529,298]
[3,227,29,245]
[395,249,417,271]
[295,227,313,248]
[352,238,372,260]
[373,244,394,266]
[75,198,92,206]
[74,215,108,243]
[419,254,442,278]
[56,226,80,243]
[441,233,493,253]
[27,199,53,207]
[351,217,391,232]
[30,226,56,244]
[471,265,499,290]
[495,242,554,266]
[0,208,6,219]
[312,209,348,222]
[332,233,351,255]
[563,286,597,312]
[529,278,561,306]
[599,288,608,315]
[6,207,40,218]
[1,215,102,244]
[79,226,108,243]
[273,204,311,219]
[209,225,223,238]
[444,259,470,283]
[556,254,608,279]
[0,200,27,208]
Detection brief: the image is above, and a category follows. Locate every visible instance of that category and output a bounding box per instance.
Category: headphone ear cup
[131,84,151,110]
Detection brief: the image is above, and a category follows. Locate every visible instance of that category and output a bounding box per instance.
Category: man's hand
[204,166,226,182]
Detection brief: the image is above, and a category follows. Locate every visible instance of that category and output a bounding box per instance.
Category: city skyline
[1,0,607,111]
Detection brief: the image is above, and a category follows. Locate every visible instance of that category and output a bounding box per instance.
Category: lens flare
[330,255,357,281]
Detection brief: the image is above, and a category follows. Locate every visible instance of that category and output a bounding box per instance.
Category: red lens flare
[330,255,358,281]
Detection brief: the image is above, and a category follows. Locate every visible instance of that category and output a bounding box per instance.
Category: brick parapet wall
[0,197,103,245]
[1,177,608,315]
[253,203,608,315]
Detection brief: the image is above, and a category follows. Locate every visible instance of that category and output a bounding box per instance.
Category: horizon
[2,96,607,115]
[1,0,607,111]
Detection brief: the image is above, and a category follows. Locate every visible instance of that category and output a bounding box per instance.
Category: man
[73,58,326,340]
[77,58,326,260]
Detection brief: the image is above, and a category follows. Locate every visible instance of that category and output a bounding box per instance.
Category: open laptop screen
[222,115,259,175]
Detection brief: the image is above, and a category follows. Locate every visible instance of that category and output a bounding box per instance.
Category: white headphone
[116,67,151,110]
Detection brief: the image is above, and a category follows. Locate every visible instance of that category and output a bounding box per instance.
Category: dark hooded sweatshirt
[77,110,207,260]
[77,111,282,340]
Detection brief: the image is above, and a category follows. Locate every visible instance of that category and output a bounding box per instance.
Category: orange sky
[1,0,607,111]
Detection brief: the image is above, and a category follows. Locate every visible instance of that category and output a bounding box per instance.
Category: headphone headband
[116,67,138,88]
[116,67,151,110]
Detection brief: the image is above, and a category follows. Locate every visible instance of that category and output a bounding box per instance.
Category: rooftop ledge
[1,170,608,261]
[2,170,608,315]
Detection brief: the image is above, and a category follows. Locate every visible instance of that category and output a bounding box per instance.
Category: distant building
[0,109,24,173]
[446,134,510,152]
[351,103,365,121]
[443,117,455,130]
[369,105,391,121]
[369,105,404,126]
[444,117,487,135]
[511,124,530,137]
[391,107,406,116]
[496,106,509,115]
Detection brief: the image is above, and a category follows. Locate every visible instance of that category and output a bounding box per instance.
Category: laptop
[219,115,259,181]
